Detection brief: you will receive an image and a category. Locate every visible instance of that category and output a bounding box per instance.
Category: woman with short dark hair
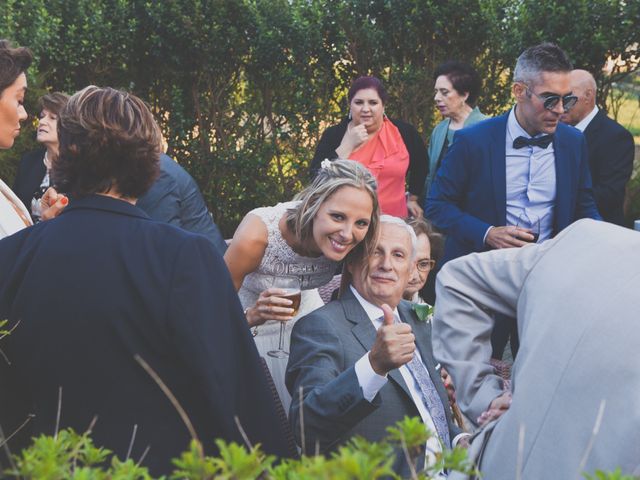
[0,85,290,474]
[310,76,427,218]
[423,61,488,203]
[13,92,69,220]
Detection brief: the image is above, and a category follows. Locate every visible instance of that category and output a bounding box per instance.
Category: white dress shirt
[350,286,466,474]
[574,105,599,132]
[483,107,558,244]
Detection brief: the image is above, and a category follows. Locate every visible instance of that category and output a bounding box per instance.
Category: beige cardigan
[0,178,32,239]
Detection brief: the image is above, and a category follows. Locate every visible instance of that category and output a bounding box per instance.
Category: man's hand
[477,391,512,426]
[369,304,416,376]
[39,187,68,221]
[485,226,531,249]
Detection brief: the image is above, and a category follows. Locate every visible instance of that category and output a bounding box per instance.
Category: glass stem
[278,322,286,351]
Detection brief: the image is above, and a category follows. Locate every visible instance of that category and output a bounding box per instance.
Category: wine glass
[267,276,301,359]
[516,212,540,243]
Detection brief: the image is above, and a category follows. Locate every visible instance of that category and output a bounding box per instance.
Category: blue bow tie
[513,134,553,149]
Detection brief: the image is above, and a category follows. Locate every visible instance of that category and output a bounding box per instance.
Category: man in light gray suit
[433,219,640,479]
[286,216,465,477]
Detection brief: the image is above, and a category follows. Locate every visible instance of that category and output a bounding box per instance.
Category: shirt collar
[507,106,533,141]
[574,105,599,132]
[350,285,399,326]
[507,106,554,150]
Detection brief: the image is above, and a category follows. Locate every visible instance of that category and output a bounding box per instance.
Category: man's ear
[512,82,526,102]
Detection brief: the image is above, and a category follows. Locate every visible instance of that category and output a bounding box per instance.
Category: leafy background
[1,0,638,235]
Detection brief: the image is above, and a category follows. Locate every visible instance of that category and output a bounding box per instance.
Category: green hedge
[1,0,638,235]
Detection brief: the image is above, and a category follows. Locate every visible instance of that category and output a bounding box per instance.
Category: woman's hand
[39,187,68,221]
[336,123,368,158]
[406,195,423,218]
[245,288,295,327]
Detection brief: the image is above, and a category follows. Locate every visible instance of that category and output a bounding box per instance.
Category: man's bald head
[560,69,597,126]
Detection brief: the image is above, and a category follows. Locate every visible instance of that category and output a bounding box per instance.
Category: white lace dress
[238,201,337,411]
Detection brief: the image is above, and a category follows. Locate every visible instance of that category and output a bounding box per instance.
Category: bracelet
[244,307,258,337]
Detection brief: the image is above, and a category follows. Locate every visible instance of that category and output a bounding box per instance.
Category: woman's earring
[348,111,352,121]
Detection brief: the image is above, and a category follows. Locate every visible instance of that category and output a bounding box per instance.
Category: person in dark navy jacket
[0,86,289,475]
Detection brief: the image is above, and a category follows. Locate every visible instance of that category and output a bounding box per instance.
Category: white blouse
[0,179,32,239]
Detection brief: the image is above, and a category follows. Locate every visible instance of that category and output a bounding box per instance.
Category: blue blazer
[424,113,601,265]
[0,195,289,475]
[137,153,228,255]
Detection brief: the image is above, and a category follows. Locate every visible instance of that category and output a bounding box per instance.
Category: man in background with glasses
[424,43,601,361]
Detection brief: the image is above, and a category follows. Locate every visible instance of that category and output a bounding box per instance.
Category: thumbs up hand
[369,304,416,376]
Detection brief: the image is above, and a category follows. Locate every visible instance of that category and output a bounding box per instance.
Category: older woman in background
[0,86,289,474]
[423,61,487,205]
[13,91,69,221]
[311,76,427,218]
[402,216,443,304]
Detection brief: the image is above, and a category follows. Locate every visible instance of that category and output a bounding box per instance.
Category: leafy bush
[4,416,636,479]
[0,0,638,235]
[4,417,476,480]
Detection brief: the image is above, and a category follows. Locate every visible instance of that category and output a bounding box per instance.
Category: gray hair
[513,43,573,86]
[379,214,417,261]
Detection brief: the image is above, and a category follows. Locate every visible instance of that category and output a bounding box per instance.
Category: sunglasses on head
[525,85,578,112]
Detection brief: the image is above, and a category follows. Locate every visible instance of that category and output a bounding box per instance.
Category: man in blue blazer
[425,43,601,357]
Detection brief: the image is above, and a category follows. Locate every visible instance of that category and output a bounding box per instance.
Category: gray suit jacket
[433,219,640,479]
[286,288,460,477]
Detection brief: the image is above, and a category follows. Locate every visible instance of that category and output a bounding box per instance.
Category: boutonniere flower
[412,304,434,323]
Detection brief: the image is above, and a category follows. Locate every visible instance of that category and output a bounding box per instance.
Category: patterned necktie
[512,134,553,149]
[384,315,451,448]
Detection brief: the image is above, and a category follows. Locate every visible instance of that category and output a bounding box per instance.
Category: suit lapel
[553,128,571,234]
[343,290,413,399]
[490,114,509,224]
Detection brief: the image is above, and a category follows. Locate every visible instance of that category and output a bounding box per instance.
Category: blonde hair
[285,159,379,258]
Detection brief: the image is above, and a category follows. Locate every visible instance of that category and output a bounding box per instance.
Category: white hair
[379,214,417,261]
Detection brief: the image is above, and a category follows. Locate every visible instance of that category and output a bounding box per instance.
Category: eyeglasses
[416,259,435,272]
[525,86,578,112]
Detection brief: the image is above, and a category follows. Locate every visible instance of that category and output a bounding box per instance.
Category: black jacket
[0,195,290,475]
[13,148,47,216]
[583,109,635,226]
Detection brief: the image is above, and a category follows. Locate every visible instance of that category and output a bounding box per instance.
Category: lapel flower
[412,303,434,323]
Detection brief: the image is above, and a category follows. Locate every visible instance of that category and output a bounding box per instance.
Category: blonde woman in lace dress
[225,160,379,410]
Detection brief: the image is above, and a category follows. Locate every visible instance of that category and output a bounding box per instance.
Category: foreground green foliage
[0,0,638,234]
[4,416,635,479]
[5,417,476,480]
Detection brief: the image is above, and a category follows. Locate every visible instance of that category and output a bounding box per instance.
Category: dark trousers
[491,313,519,360]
